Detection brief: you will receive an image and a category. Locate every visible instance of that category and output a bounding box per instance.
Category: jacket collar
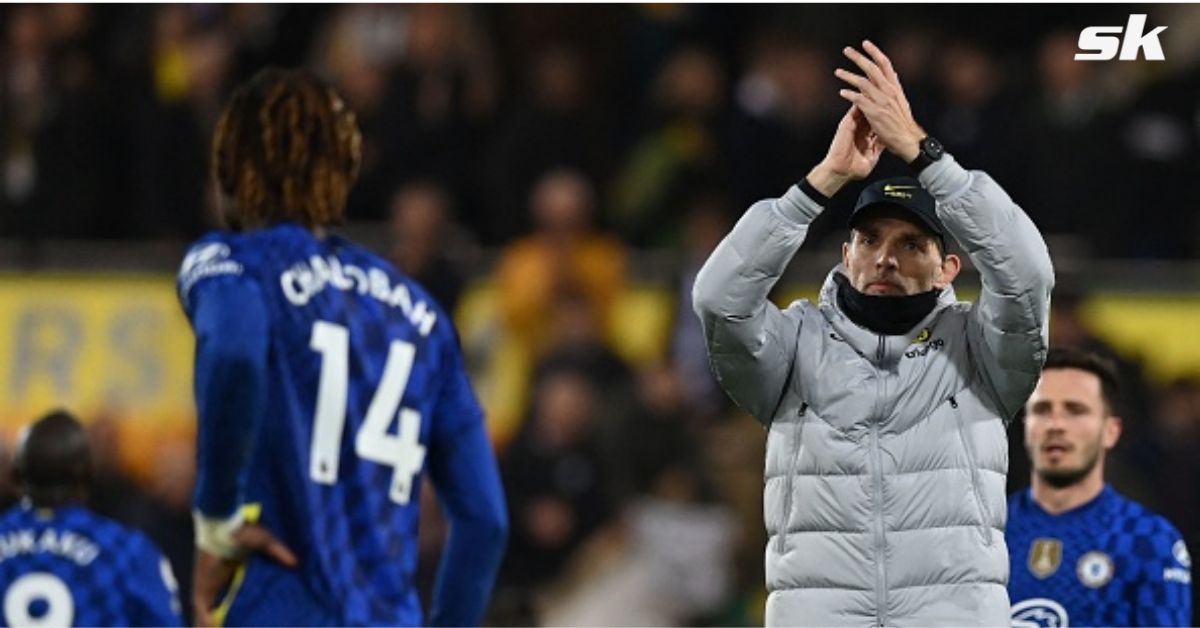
[817,265,958,368]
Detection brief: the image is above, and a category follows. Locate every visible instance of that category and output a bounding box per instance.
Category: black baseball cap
[849,177,945,243]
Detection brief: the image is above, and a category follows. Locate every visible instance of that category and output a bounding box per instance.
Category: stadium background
[1,3,1198,625]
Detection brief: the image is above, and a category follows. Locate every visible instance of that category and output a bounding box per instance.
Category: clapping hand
[834,40,926,163]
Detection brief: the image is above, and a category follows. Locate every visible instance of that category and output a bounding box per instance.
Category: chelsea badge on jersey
[1076,550,1114,588]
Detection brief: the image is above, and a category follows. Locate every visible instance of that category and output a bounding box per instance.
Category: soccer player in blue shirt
[180,68,508,626]
[1008,347,1192,626]
[0,410,183,627]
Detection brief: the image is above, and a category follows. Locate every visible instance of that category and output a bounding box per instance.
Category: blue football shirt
[0,502,182,627]
[1007,485,1192,627]
[179,223,506,626]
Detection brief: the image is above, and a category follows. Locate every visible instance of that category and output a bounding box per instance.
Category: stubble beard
[1033,439,1103,489]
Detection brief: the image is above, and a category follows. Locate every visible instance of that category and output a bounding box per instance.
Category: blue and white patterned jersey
[1007,485,1192,627]
[0,503,182,627]
[179,223,506,626]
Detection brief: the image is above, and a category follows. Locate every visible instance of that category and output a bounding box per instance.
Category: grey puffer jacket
[692,156,1053,627]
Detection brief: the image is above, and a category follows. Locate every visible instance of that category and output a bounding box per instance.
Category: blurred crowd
[2,3,1200,626]
[4,4,1200,256]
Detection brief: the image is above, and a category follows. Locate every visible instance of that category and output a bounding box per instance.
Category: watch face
[923,137,945,159]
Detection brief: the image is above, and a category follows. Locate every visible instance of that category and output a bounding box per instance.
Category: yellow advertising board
[1,274,1197,459]
[0,274,196,444]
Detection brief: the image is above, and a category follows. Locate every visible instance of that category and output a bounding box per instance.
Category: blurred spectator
[388,181,467,315]
[317,4,408,221]
[538,462,737,626]
[495,367,614,624]
[1151,376,1200,613]
[1,5,112,240]
[143,439,196,623]
[929,40,1023,192]
[623,4,746,96]
[880,24,943,129]
[380,4,497,225]
[86,413,159,528]
[1112,62,1200,259]
[535,288,637,473]
[86,414,194,619]
[1021,31,1123,252]
[134,5,233,238]
[618,362,701,498]
[609,45,731,246]
[534,360,738,625]
[670,190,732,419]
[495,168,627,357]
[0,441,19,510]
[0,5,47,236]
[729,35,838,213]
[487,168,626,449]
[1151,377,1200,548]
[323,4,498,224]
[482,45,616,243]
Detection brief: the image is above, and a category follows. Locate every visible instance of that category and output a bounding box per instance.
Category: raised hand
[807,104,884,197]
[834,40,926,163]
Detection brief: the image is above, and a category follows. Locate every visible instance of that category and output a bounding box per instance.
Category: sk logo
[1076,14,1168,61]
[882,184,915,199]
[1029,538,1063,578]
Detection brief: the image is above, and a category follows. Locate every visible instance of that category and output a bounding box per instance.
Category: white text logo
[1076,14,1167,61]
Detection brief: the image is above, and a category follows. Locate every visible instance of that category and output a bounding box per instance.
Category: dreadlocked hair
[212,68,362,230]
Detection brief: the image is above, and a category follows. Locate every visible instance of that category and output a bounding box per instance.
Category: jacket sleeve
[919,155,1055,419]
[692,185,822,425]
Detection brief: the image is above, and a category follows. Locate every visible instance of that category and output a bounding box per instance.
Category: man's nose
[1043,411,1069,429]
[874,244,899,269]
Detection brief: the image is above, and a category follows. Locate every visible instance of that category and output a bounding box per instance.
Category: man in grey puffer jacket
[693,41,1054,626]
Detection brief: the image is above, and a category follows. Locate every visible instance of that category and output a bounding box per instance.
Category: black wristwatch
[908,136,944,173]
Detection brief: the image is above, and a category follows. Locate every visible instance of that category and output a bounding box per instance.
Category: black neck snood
[834,273,940,336]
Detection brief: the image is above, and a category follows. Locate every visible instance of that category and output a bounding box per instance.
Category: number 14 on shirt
[308,320,427,505]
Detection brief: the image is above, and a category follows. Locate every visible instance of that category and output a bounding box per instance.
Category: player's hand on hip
[192,523,298,626]
[193,548,239,627]
[808,104,884,197]
[834,40,926,163]
[229,522,299,567]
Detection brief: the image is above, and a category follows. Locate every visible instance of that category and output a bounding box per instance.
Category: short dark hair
[14,409,91,507]
[1042,346,1122,415]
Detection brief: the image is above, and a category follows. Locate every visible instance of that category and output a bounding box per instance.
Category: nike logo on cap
[882,184,915,199]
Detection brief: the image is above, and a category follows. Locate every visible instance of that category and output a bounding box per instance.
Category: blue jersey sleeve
[1136,529,1192,627]
[186,270,270,518]
[123,535,184,627]
[425,336,509,627]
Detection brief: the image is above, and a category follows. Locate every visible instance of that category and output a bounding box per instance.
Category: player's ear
[935,253,961,288]
[1102,415,1122,449]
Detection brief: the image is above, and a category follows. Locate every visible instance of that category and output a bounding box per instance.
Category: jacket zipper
[951,395,994,545]
[870,364,887,627]
[776,403,807,553]
[870,420,887,626]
